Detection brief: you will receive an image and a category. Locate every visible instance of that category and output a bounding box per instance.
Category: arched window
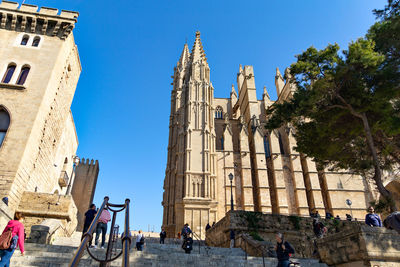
[0,108,10,148]
[2,64,16,84]
[215,106,223,119]
[264,135,271,158]
[16,66,30,85]
[21,35,29,46]
[32,37,40,47]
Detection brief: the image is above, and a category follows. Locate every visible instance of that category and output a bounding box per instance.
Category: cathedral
[162,31,376,238]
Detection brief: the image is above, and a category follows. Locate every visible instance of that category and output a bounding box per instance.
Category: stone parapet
[16,192,78,238]
[0,1,78,39]
[317,224,400,267]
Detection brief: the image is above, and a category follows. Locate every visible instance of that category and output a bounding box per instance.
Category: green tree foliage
[265,1,400,211]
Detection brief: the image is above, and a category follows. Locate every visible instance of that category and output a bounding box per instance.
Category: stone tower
[163,32,377,239]
[72,158,100,230]
[162,32,218,237]
[0,1,98,236]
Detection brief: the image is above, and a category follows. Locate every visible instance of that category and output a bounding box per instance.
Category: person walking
[205,223,211,231]
[0,212,25,266]
[365,206,382,227]
[82,204,97,246]
[136,230,144,251]
[159,228,166,244]
[94,207,111,249]
[274,232,295,267]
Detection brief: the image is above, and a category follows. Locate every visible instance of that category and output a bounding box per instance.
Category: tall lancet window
[264,136,271,158]
[278,132,286,155]
[0,108,10,148]
[215,106,223,119]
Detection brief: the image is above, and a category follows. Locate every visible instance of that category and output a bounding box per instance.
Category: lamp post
[346,199,353,220]
[66,155,80,195]
[229,173,234,211]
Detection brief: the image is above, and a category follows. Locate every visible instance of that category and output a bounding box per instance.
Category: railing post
[101,209,117,267]
[121,199,130,267]
[69,196,109,267]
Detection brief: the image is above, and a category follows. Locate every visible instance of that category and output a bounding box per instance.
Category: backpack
[140,235,145,244]
[0,228,13,250]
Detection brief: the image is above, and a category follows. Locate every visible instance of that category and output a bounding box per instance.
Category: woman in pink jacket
[0,212,25,266]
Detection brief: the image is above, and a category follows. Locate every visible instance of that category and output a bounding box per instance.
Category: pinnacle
[190,31,207,64]
[178,43,190,68]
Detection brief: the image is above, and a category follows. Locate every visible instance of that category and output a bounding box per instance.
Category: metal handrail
[240,234,267,267]
[69,197,131,267]
[191,231,202,254]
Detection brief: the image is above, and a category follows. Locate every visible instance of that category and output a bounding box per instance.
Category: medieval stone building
[0,1,98,238]
[162,31,378,238]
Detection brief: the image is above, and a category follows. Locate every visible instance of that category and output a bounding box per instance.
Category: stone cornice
[0,1,79,40]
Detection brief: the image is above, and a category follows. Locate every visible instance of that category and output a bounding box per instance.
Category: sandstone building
[0,1,98,238]
[162,31,382,238]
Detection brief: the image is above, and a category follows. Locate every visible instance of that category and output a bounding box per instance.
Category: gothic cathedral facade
[162,32,375,238]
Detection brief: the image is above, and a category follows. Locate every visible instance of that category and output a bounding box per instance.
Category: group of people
[82,203,111,249]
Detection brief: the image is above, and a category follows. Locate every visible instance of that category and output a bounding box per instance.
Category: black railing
[191,231,202,254]
[69,197,131,267]
[240,234,268,267]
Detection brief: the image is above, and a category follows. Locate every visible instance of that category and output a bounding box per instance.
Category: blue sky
[16,0,386,232]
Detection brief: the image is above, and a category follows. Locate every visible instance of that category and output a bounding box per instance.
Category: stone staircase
[10,237,328,266]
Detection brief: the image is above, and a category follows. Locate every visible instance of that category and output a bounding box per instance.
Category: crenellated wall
[71,158,99,230]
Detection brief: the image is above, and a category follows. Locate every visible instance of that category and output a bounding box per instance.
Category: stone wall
[317,224,400,267]
[206,211,400,266]
[16,191,78,237]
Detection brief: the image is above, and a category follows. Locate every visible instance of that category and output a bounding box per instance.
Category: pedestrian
[229,229,235,248]
[274,232,295,267]
[383,211,400,234]
[312,219,327,238]
[159,228,166,244]
[94,207,111,249]
[181,223,192,239]
[212,222,215,227]
[315,210,321,220]
[0,212,25,266]
[346,214,352,221]
[205,223,211,231]
[365,206,382,227]
[335,215,340,221]
[82,204,97,246]
[136,230,144,251]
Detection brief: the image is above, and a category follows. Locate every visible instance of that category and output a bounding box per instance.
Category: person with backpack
[82,204,97,247]
[136,230,144,251]
[0,212,25,266]
[181,223,192,252]
[274,232,295,267]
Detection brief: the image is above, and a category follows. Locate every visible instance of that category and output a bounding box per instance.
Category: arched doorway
[385,180,400,211]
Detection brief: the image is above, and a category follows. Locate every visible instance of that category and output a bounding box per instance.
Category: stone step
[11,242,328,267]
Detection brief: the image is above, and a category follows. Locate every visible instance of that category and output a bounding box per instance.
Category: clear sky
[16,0,386,232]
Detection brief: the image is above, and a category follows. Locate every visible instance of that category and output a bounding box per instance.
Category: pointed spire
[263,86,270,99]
[231,84,237,97]
[178,43,190,68]
[276,67,282,78]
[190,31,207,64]
[239,64,243,73]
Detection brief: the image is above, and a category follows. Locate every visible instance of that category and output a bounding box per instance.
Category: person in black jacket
[159,228,166,244]
[274,232,295,267]
[82,204,97,247]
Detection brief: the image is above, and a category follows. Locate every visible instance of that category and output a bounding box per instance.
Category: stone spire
[178,43,190,69]
[263,86,270,99]
[190,31,207,64]
[275,67,285,97]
